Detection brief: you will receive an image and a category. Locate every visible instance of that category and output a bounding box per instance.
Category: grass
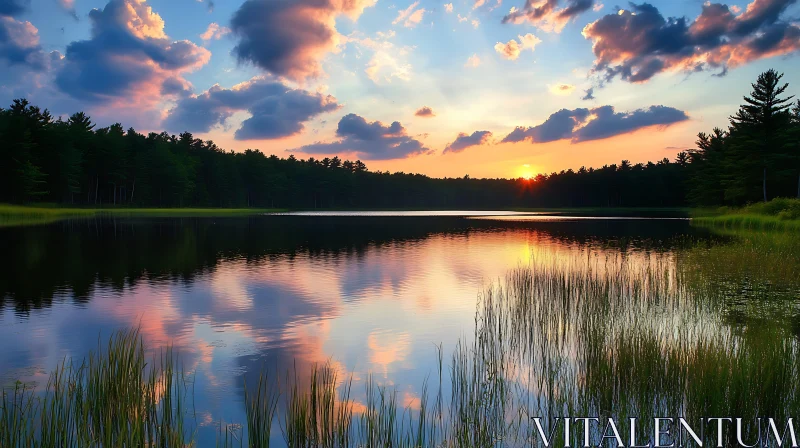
[692,198,800,232]
[0,204,287,227]
[0,205,96,227]
[3,245,799,447]
[0,328,191,448]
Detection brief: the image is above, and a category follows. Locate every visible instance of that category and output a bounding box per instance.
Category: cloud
[503,108,590,143]
[0,0,28,17]
[582,0,800,84]
[55,0,210,108]
[196,0,214,12]
[415,106,435,117]
[0,11,63,96]
[393,1,426,28]
[581,87,594,100]
[230,0,376,81]
[471,18,480,28]
[465,53,481,67]
[503,0,595,32]
[200,23,230,41]
[444,2,453,12]
[0,14,54,70]
[365,52,412,83]
[494,33,541,60]
[349,30,412,84]
[163,77,340,140]
[548,83,576,95]
[444,130,493,153]
[56,0,78,20]
[502,104,688,143]
[473,0,485,9]
[294,113,431,160]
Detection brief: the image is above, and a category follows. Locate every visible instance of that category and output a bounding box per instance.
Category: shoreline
[1,203,691,227]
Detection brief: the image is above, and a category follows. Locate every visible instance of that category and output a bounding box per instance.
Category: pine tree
[729,69,794,202]
[688,128,728,206]
[791,100,800,198]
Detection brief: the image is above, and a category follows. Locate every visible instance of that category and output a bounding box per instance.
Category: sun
[518,164,535,180]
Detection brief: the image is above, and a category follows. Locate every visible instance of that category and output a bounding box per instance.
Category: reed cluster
[1,329,191,447]
[3,248,799,447]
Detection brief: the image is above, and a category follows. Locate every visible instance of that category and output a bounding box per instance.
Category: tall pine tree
[728,69,794,202]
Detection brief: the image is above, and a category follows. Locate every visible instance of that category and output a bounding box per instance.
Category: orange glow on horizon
[518,164,535,180]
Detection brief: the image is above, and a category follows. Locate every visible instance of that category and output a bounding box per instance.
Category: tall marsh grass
[3,250,799,447]
[0,329,192,447]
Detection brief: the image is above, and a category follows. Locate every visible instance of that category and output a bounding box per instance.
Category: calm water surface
[1,212,787,445]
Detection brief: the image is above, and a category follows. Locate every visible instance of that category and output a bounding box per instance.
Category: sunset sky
[1,0,799,178]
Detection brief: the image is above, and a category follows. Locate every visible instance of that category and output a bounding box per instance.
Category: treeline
[0,98,690,209]
[688,69,800,205]
[4,69,795,210]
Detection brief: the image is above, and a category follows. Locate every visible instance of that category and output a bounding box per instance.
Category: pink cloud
[503,0,596,33]
[200,23,230,41]
[583,0,800,84]
[55,0,210,117]
[230,0,376,81]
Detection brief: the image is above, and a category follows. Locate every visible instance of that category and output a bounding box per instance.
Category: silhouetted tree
[728,69,794,202]
[688,69,798,206]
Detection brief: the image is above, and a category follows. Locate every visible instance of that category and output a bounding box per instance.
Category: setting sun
[518,164,535,180]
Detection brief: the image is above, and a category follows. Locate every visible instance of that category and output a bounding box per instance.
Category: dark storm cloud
[443,131,493,153]
[0,0,28,17]
[583,0,800,84]
[294,113,431,160]
[502,105,688,144]
[230,0,375,81]
[163,77,340,140]
[503,0,594,31]
[54,0,209,104]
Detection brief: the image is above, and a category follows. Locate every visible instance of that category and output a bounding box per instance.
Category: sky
[1,0,799,178]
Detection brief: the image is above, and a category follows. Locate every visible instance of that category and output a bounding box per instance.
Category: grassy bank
[0,204,286,227]
[692,198,800,231]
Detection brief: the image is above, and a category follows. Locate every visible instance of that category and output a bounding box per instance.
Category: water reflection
[0,215,703,445]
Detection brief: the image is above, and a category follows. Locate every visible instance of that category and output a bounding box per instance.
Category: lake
[1,212,799,446]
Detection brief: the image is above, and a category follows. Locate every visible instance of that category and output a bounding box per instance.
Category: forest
[0,69,797,209]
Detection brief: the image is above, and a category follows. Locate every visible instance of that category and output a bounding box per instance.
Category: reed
[0,329,193,448]
[3,245,799,447]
